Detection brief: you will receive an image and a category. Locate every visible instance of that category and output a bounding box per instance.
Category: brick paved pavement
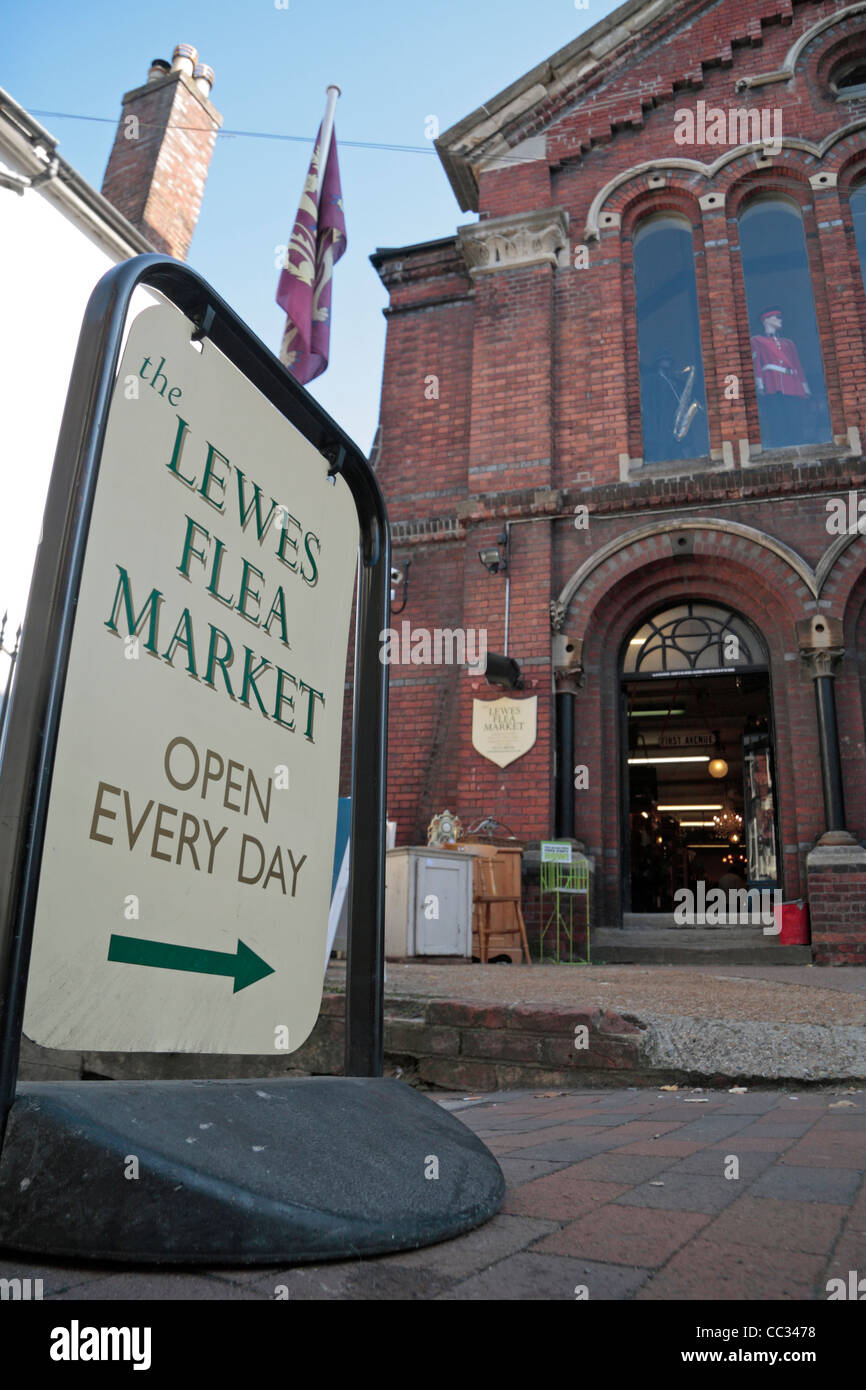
[1,1085,862,1300]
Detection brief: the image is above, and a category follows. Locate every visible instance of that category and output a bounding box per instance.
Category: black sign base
[0,1077,503,1264]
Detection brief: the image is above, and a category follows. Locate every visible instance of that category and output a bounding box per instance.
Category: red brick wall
[367,0,866,936]
[102,71,221,260]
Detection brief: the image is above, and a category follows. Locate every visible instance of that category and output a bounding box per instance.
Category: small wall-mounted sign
[472,695,537,769]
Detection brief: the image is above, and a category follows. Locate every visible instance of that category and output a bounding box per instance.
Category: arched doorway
[621,601,780,917]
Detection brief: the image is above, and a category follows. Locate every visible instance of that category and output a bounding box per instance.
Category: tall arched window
[634,216,709,465]
[850,181,866,297]
[739,199,831,449]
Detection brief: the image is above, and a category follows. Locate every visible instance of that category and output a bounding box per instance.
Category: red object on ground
[775,901,810,944]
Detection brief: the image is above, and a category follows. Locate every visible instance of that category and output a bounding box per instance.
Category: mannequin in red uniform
[750,307,811,447]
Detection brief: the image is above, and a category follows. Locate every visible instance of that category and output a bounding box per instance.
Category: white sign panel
[24,304,358,1054]
[541,842,572,864]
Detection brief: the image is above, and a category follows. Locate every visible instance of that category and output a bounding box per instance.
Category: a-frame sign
[0,256,502,1263]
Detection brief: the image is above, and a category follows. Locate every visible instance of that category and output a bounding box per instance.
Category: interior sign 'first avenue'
[23,303,359,1054]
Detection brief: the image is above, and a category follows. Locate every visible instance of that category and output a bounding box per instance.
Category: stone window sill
[626,441,853,482]
[626,455,724,482]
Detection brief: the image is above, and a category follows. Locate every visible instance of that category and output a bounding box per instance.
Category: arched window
[738,200,831,449]
[850,182,866,298]
[624,602,767,675]
[830,57,866,99]
[634,217,709,465]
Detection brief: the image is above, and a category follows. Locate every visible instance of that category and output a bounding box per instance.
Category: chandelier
[713,807,743,838]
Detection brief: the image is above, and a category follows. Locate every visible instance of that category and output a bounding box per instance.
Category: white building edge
[0,88,157,635]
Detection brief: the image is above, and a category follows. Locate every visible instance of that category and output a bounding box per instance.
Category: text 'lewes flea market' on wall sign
[472,695,538,769]
[23,303,359,1055]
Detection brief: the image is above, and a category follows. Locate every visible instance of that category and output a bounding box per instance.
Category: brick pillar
[102,45,221,261]
[457,206,566,494]
[806,844,866,964]
[699,197,751,465]
[797,618,866,961]
[594,217,631,481]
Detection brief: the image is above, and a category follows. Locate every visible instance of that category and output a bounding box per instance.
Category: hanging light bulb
[708,729,728,779]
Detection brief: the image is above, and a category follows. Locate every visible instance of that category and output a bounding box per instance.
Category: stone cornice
[435,0,674,210]
[457,207,569,276]
[434,0,812,211]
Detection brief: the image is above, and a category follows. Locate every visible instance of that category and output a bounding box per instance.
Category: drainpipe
[797,618,853,844]
[555,688,574,838]
[503,522,511,655]
[552,616,583,838]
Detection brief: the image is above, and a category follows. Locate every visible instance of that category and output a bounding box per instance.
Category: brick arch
[562,539,820,921]
[836,561,866,837]
[556,519,817,624]
[619,190,702,241]
[585,130,866,241]
[837,538,866,626]
[739,3,866,91]
[724,169,815,221]
[834,140,866,191]
[848,569,866,787]
[814,24,866,92]
[817,528,866,609]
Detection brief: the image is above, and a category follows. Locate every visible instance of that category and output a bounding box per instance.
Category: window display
[634,217,710,464]
[739,200,831,448]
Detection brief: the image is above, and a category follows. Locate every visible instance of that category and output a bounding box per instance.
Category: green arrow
[108,934,275,993]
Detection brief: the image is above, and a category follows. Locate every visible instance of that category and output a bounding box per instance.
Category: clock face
[440,819,453,837]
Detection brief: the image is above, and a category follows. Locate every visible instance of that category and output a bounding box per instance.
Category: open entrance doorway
[622,602,779,915]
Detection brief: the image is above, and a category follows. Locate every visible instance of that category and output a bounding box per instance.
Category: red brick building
[368,0,866,961]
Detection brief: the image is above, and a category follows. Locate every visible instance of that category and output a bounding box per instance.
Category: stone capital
[799,647,845,679]
[458,207,570,278]
[554,669,584,695]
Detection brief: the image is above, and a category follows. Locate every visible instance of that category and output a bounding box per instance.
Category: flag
[277,121,346,384]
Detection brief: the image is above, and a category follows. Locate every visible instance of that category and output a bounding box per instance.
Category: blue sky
[4,0,621,454]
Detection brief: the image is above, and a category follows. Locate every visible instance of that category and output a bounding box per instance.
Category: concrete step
[623,913,777,930]
[594,927,812,966]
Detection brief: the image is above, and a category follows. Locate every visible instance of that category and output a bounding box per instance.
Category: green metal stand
[539,849,591,963]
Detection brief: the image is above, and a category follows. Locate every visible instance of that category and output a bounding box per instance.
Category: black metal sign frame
[0,255,389,1144]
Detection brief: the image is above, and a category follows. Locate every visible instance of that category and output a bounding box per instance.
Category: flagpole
[319,84,341,172]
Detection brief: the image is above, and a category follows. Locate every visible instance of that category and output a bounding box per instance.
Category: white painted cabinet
[384,847,473,958]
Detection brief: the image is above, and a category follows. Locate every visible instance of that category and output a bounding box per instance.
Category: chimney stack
[101,45,222,261]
